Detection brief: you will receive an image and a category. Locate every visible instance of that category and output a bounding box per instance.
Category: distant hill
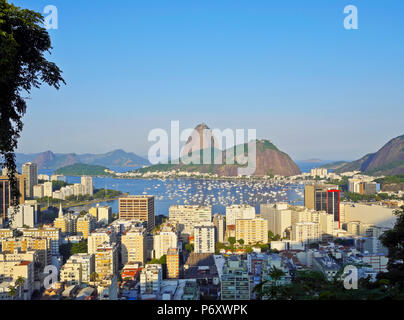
[54,163,112,176]
[336,135,404,175]
[319,161,349,170]
[77,149,149,167]
[136,124,300,177]
[301,159,324,163]
[16,149,150,169]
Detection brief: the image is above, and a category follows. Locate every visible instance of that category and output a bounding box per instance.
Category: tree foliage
[0,1,65,212]
[379,206,404,288]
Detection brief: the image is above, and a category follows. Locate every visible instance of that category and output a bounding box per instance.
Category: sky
[12,0,404,161]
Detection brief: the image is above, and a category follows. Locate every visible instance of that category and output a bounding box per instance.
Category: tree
[15,276,25,297]
[90,272,98,282]
[254,266,286,300]
[237,239,245,246]
[8,285,17,299]
[79,210,88,217]
[71,240,88,255]
[184,243,194,252]
[228,237,236,247]
[15,276,25,288]
[379,206,404,287]
[0,1,65,216]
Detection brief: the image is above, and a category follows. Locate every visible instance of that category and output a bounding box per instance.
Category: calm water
[39,161,330,215]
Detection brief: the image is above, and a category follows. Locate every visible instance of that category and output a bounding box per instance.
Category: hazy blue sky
[13,0,404,160]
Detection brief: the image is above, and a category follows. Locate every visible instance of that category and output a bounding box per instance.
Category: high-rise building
[1,237,52,271]
[140,264,162,294]
[119,195,155,231]
[166,248,180,279]
[43,181,53,198]
[81,176,93,196]
[77,214,96,239]
[260,203,291,238]
[33,185,44,199]
[310,168,328,178]
[221,256,250,300]
[291,222,320,243]
[319,211,334,237]
[169,205,212,235]
[98,206,112,225]
[213,213,225,243]
[95,242,119,279]
[235,218,268,245]
[225,204,255,226]
[304,184,340,227]
[88,229,115,255]
[60,253,95,285]
[22,162,38,199]
[0,256,35,300]
[153,228,178,259]
[22,227,61,256]
[8,204,37,228]
[121,226,147,265]
[194,223,215,254]
[0,174,26,221]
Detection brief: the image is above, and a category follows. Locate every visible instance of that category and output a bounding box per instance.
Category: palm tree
[269,266,286,284]
[8,286,17,300]
[15,276,25,287]
[253,266,286,300]
[15,277,25,298]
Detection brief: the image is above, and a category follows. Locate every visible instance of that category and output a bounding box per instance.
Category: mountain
[336,135,404,175]
[137,124,300,177]
[77,149,149,167]
[319,161,349,170]
[32,151,78,169]
[181,123,219,158]
[16,149,150,170]
[301,159,324,163]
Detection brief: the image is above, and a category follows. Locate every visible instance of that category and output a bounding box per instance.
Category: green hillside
[54,163,112,176]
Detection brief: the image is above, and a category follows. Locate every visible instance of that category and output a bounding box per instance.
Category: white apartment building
[43,181,53,198]
[97,206,112,225]
[225,204,255,226]
[261,203,291,238]
[153,229,178,259]
[8,205,37,228]
[310,168,328,178]
[81,176,94,196]
[22,162,38,199]
[140,264,162,294]
[169,205,212,235]
[291,222,320,243]
[60,253,95,285]
[319,211,334,236]
[194,223,215,254]
[33,185,44,199]
[88,229,115,254]
[0,257,35,300]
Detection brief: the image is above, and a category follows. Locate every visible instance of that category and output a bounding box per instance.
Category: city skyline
[11,0,404,160]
